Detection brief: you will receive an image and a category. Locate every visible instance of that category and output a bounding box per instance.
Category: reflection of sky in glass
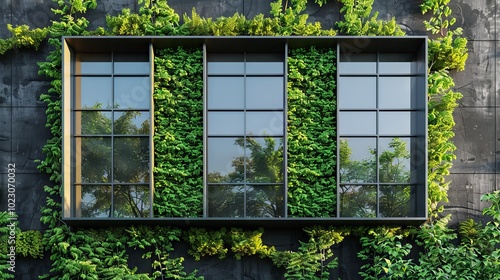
[379,77,413,109]
[342,138,376,162]
[208,77,244,109]
[379,112,412,135]
[339,77,376,109]
[246,112,284,136]
[207,62,244,75]
[208,138,244,177]
[114,62,150,75]
[339,112,376,135]
[246,62,283,75]
[77,77,112,109]
[114,77,150,109]
[246,77,284,109]
[208,112,244,135]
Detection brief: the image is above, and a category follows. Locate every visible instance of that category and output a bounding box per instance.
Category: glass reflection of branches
[339,138,413,217]
[208,137,284,218]
[79,106,150,218]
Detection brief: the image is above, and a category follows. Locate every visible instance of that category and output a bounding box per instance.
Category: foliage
[153,47,204,217]
[106,0,180,35]
[16,230,44,259]
[287,47,337,217]
[271,226,348,279]
[183,228,228,261]
[336,0,405,36]
[358,227,413,279]
[127,226,201,279]
[0,24,48,55]
[228,228,275,259]
[421,0,468,72]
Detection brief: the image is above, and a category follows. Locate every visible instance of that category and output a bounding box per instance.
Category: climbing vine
[287,47,337,217]
[0,0,488,279]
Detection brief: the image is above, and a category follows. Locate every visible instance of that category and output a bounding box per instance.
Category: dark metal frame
[62,36,428,227]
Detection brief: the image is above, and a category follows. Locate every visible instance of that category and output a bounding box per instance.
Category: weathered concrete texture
[452,41,495,107]
[452,0,496,41]
[372,0,427,35]
[451,107,496,173]
[0,107,12,173]
[443,173,496,227]
[11,107,50,173]
[11,0,55,29]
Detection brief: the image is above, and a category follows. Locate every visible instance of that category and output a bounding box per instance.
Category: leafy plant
[287,47,337,217]
[183,228,228,261]
[271,226,348,279]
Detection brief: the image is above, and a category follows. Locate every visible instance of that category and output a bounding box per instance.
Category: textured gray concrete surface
[0,0,498,278]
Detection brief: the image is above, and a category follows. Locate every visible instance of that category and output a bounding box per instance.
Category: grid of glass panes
[206,53,286,218]
[338,53,419,218]
[73,52,151,218]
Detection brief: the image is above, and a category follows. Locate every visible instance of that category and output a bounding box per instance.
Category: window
[206,53,286,217]
[337,52,427,218]
[69,51,152,218]
[62,37,427,225]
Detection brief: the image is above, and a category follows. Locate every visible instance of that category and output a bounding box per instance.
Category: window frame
[62,36,428,227]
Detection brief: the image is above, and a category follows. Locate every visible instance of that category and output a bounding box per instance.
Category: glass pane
[246,137,284,183]
[207,137,246,183]
[75,77,112,109]
[379,77,413,109]
[207,112,244,136]
[114,77,151,109]
[338,53,376,74]
[338,77,376,109]
[246,62,284,75]
[246,77,284,109]
[114,111,149,135]
[114,53,149,74]
[207,53,244,75]
[246,112,284,136]
[78,137,111,183]
[378,112,412,135]
[79,185,111,217]
[339,112,376,135]
[76,111,112,135]
[246,185,285,217]
[208,185,245,217]
[339,138,376,183]
[75,53,112,74]
[379,53,415,74]
[246,53,284,75]
[379,185,416,217]
[113,137,149,183]
[378,138,411,183]
[339,185,376,217]
[114,185,150,218]
[114,62,150,74]
[207,77,244,109]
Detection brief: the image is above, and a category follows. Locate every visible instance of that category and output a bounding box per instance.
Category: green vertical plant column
[153,47,204,217]
[287,47,337,217]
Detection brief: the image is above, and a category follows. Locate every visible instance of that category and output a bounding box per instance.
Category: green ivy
[271,226,349,279]
[153,47,204,217]
[287,47,337,217]
[336,0,405,36]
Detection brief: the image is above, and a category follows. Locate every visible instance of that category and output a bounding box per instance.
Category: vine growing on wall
[153,47,204,217]
[0,0,488,279]
[287,47,337,217]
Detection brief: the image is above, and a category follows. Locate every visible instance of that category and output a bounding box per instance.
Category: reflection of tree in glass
[80,107,150,217]
[208,137,284,217]
[339,138,412,217]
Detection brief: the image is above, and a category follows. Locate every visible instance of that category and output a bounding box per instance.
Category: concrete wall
[0,0,498,278]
